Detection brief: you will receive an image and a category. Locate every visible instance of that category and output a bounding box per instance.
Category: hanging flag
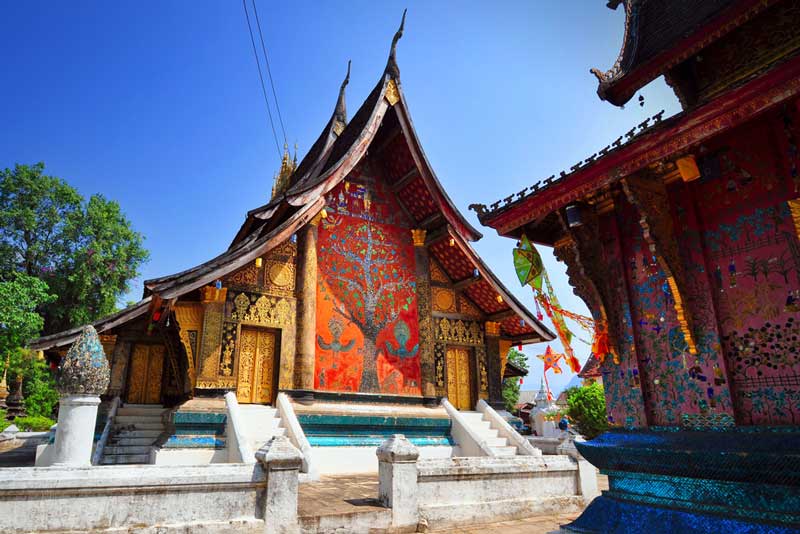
[515,235,617,373]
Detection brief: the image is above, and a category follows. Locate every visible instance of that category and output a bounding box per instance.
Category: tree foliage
[502,347,528,411]
[0,272,54,364]
[566,382,608,439]
[0,163,149,334]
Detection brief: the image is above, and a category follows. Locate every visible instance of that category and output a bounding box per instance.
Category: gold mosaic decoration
[429,259,450,284]
[229,291,294,327]
[384,79,400,106]
[434,342,446,390]
[476,345,489,399]
[227,262,259,287]
[458,295,483,319]
[174,303,204,387]
[219,322,237,378]
[435,317,484,346]
[198,303,223,382]
[432,287,457,313]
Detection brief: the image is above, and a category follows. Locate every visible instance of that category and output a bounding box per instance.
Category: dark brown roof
[503,359,529,379]
[592,0,765,106]
[29,297,152,351]
[578,354,602,379]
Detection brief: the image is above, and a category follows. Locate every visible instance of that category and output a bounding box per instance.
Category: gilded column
[197,286,227,388]
[412,229,437,405]
[484,321,504,410]
[293,215,320,398]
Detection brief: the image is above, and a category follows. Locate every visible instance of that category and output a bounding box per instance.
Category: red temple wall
[600,105,800,427]
[681,108,800,425]
[315,160,422,395]
[597,213,649,428]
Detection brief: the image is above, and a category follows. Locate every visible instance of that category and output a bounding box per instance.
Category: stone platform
[296,473,609,533]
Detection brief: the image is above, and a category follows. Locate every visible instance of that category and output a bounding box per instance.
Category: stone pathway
[298,475,382,518]
[429,513,581,533]
[298,473,609,532]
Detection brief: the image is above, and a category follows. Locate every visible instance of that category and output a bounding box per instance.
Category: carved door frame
[445,344,477,411]
[124,342,166,405]
[234,324,282,405]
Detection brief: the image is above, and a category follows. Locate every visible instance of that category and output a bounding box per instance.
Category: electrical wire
[242,0,282,159]
[251,0,287,146]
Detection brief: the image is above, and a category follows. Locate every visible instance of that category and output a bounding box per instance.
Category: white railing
[91,396,120,465]
[276,392,317,479]
[441,398,496,457]
[224,392,254,464]
[476,399,541,456]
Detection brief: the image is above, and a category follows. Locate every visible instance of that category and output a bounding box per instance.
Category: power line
[251,0,287,146]
[242,0,282,160]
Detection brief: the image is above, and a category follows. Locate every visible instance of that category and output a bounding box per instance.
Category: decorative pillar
[5,374,25,420]
[197,285,227,388]
[256,435,304,534]
[293,216,320,400]
[52,325,110,467]
[484,321,504,410]
[377,434,420,530]
[411,229,437,404]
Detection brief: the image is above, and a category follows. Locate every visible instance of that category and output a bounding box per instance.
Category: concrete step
[108,436,157,447]
[473,427,500,439]
[116,408,166,418]
[112,429,162,439]
[101,453,150,465]
[484,436,508,447]
[104,445,151,455]
[113,422,164,431]
[114,415,164,425]
[490,446,518,457]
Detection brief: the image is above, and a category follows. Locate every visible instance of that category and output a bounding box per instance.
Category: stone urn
[5,374,25,420]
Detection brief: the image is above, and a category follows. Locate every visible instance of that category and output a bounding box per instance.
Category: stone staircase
[238,405,285,454]
[101,404,166,465]
[458,410,519,457]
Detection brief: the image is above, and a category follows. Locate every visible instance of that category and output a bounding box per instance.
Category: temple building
[472,1,800,532]
[30,17,552,469]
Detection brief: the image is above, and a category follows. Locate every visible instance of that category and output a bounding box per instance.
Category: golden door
[127,344,165,404]
[236,327,276,404]
[446,347,474,410]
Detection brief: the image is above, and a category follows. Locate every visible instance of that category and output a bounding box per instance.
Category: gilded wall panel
[174,303,204,387]
[435,317,484,346]
[429,259,450,285]
[432,287,457,313]
[458,295,483,319]
[196,303,223,388]
[229,291,294,327]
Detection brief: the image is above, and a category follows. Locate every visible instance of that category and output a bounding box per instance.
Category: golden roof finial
[271,144,297,200]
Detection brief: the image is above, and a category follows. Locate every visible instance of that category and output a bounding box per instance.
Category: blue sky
[1,1,681,394]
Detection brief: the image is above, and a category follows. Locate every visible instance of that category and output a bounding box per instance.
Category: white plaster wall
[415,456,583,529]
[0,463,266,533]
[152,447,228,465]
[312,445,457,475]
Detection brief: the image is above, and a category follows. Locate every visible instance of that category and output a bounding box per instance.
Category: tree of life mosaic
[315,163,421,395]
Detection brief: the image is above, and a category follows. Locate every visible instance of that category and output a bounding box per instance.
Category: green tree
[566,382,608,439]
[0,273,58,417]
[0,272,54,362]
[0,163,149,334]
[502,347,528,411]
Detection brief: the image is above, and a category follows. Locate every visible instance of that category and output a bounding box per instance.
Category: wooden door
[127,344,165,404]
[446,347,474,410]
[236,327,276,404]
